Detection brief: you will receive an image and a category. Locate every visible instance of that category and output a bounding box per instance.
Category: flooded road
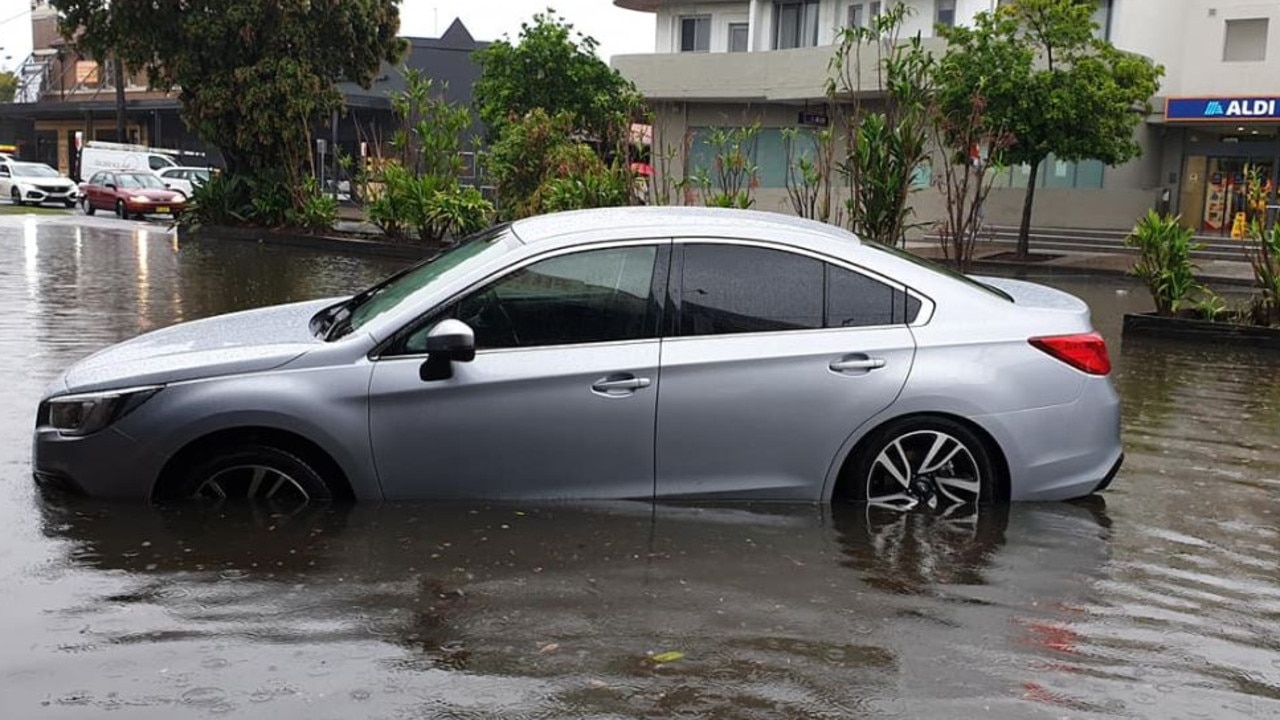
[2,215,1278,718]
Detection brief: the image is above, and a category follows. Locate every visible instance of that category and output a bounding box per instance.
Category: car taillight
[1029,333,1111,375]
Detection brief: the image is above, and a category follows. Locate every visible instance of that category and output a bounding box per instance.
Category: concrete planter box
[1122,312,1280,349]
[186,225,435,261]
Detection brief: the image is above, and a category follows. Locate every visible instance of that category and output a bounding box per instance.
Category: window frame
[773,0,820,50]
[1224,17,1269,63]
[847,3,864,29]
[374,239,673,359]
[667,238,932,341]
[935,0,956,28]
[728,22,749,52]
[679,15,712,53]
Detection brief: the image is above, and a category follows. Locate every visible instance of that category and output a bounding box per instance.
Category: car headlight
[129,195,151,203]
[39,386,162,436]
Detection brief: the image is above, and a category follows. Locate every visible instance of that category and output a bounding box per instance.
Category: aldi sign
[1166,97,1280,121]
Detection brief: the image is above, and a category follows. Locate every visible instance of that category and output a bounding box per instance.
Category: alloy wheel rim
[866,430,982,512]
[195,464,311,503]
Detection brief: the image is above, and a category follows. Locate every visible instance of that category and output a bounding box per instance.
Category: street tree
[473,10,640,142]
[51,0,405,208]
[957,0,1162,257]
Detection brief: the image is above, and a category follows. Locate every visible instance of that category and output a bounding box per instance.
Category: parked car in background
[33,207,1122,507]
[156,166,213,198]
[78,141,179,182]
[79,170,187,219]
[0,161,79,207]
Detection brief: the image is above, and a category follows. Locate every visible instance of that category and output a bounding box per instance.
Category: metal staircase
[14,49,57,103]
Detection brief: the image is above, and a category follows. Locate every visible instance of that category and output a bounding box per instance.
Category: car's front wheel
[82,197,95,215]
[11,188,22,206]
[847,416,1001,511]
[176,444,335,505]
[115,199,128,219]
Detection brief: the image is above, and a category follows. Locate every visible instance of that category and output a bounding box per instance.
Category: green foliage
[484,108,630,220]
[368,162,494,244]
[1125,210,1203,316]
[180,171,336,233]
[390,69,471,178]
[1244,219,1280,326]
[286,177,339,232]
[942,0,1163,255]
[1190,288,1229,322]
[692,125,760,210]
[828,4,935,246]
[782,126,841,224]
[0,71,16,103]
[51,0,405,211]
[473,10,640,142]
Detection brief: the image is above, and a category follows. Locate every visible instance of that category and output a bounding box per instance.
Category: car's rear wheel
[11,188,22,206]
[175,444,335,505]
[847,416,1000,511]
[115,199,128,219]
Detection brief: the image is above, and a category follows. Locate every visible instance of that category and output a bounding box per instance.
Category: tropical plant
[691,125,760,210]
[1125,209,1203,316]
[179,171,250,230]
[286,177,339,233]
[782,126,841,224]
[1243,219,1280,326]
[827,3,936,246]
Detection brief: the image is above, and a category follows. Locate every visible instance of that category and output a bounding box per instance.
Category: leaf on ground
[650,651,685,664]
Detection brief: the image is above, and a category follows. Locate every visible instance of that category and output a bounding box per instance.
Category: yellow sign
[1231,211,1248,239]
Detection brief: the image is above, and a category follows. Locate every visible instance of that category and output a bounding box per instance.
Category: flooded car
[33,207,1121,505]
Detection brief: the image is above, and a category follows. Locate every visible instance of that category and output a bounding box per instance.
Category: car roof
[508,207,863,247]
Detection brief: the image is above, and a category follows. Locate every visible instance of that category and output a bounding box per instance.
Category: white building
[613,0,1280,234]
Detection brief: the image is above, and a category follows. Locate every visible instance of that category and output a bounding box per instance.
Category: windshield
[117,173,164,189]
[12,163,60,178]
[863,241,1013,302]
[322,224,513,340]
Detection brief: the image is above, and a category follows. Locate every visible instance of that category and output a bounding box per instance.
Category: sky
[0,0,657,72]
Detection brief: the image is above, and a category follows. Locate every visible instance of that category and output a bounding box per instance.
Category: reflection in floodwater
[1,219,1280,718]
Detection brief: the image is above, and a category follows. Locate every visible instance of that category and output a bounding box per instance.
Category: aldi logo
[1166,97,1280,121]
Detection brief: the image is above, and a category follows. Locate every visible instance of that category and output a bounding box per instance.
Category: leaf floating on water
[650,651,685,664]
[539,643,560,654]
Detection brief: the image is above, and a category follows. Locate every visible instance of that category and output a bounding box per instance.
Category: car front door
[655,241,918,501]
[368,241,669,500]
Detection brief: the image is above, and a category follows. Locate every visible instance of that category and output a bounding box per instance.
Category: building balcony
[612,38,946,103]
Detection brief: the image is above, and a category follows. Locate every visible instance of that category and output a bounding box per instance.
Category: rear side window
[680,244,824,335]
[678,244,912,336]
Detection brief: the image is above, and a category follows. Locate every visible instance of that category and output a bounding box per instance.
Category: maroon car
[80,170,187,219]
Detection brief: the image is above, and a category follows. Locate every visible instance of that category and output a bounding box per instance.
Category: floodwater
[1,214,1278,719]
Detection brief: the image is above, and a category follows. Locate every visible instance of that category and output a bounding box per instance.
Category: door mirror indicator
[419,319,476,381]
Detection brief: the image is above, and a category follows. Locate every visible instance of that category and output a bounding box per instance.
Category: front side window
[680,16,711,52]
[410,245,660,352]
[774,0,819,49]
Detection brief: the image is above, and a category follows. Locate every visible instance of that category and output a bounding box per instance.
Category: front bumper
[32,426,159,500]
[125,200,187,215]
[23,187,78,204]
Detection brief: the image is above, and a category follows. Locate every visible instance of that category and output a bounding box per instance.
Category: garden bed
[1122,312,1280,349]
[185,224,436,260]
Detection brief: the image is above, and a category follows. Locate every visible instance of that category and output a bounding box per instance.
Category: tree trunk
[113,55,127,143]
[1017,157,1042,259]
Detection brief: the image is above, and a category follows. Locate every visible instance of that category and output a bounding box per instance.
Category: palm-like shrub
[1125,210,1203,316]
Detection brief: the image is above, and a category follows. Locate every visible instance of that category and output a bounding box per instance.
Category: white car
[0,161,79,207]
[157,166,213,198]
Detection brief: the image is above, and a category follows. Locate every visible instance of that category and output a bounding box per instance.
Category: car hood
[19,177,75,187]
[125,188,183,200]
[57,298,339,394]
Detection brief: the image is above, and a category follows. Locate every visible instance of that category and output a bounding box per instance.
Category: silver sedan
[34,207,1122,508]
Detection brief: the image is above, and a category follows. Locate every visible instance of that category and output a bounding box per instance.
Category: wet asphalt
[1,212,1278,719]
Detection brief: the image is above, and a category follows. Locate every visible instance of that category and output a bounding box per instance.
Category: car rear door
[368,241,670,500]
[654,241,917,501]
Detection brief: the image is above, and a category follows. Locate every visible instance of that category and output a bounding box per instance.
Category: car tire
[173,444,335,504]
[115,200,128,220]
[11,188,22,206]
[64,200,76,208]
[846,416,1002,509]
[82,197,95,216]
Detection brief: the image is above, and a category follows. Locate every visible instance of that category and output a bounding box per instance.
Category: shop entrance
[1181,155,1275,235]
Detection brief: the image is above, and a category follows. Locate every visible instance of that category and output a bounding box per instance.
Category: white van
[78,141,179,182]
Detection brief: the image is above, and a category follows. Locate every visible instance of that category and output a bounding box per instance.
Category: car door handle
[829,355,886,373]
[591,375,652,396]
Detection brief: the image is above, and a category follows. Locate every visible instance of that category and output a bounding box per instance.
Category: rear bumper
[974,377,1123,502]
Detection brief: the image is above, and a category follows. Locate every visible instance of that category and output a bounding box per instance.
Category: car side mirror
[419,319,476,382]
